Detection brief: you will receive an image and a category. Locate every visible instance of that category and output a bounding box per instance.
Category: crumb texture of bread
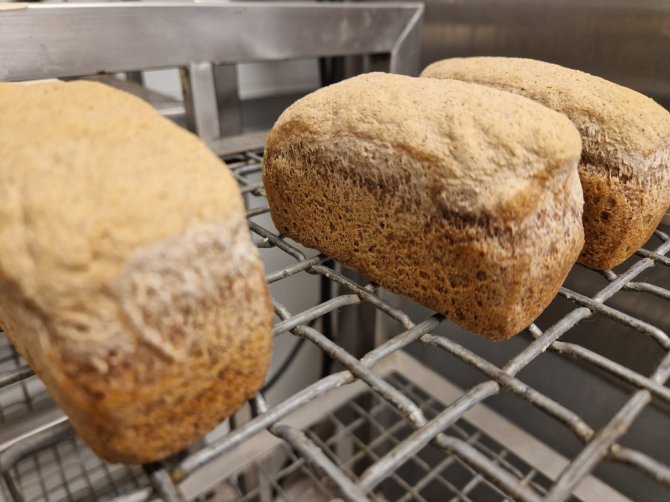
[264,73,584,340]
[0,80,273,463]
[421,57,670,269]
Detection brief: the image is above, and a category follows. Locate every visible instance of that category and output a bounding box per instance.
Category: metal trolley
[0,3,669,501]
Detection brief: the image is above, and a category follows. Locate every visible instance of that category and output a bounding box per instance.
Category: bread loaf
[421,57,670,270]
[0,81,273,463]
[264,73,584,340]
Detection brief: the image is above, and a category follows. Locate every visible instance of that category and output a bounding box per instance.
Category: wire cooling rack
[0,148,669,502]
[192,371,562,502]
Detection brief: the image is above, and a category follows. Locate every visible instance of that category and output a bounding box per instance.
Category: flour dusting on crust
[115,213,259,361]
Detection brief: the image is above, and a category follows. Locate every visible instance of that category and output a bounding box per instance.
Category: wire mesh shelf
[6,435,147,502]
[195,373,561,502]
[0,148,669,502]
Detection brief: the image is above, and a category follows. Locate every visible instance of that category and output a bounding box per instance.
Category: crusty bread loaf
[264,73,584,340]
[421,57,670,270]
[0,81,273,463]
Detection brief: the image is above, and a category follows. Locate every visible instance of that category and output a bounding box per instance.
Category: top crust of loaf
[275,72,581,223]
[421,57,670,176]
[0,80,244,363]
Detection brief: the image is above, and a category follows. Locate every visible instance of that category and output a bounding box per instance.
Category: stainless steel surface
[2,148,667,501]
[180,62,243,140]
[213,64,243,138]
[0,2,423,81]
[419,0,670,105]
[181,62,222,141]
[84,74,185,120]
[209,131,269,157]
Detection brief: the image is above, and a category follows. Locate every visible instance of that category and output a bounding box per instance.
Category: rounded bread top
[271,72,582,220]
[421,57,670,169]
[0,80,241,306]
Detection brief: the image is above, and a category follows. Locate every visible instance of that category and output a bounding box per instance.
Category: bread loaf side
[421,57,670,269]
[0,81,273,463]
[264,73,584,340]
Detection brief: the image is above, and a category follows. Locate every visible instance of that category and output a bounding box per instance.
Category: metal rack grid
[5,434,147,502]
[193,372,561,502]
[0,148,669,502]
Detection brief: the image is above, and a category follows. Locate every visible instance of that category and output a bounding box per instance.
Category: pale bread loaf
[0,81,273,463]
[421,57,670,269]
[264,73,584,340]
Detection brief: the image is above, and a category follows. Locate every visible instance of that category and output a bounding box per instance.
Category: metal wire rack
[0,148,669,502]
[193,372,561,502]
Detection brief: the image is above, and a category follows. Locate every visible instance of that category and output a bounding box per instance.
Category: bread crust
[264,73,584,339]
[0,81,273,463]
[421,57,670,269]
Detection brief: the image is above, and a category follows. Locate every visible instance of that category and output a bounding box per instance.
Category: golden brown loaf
[0,81,273,463]
[264,73,584,340]
[421,57,670,270]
